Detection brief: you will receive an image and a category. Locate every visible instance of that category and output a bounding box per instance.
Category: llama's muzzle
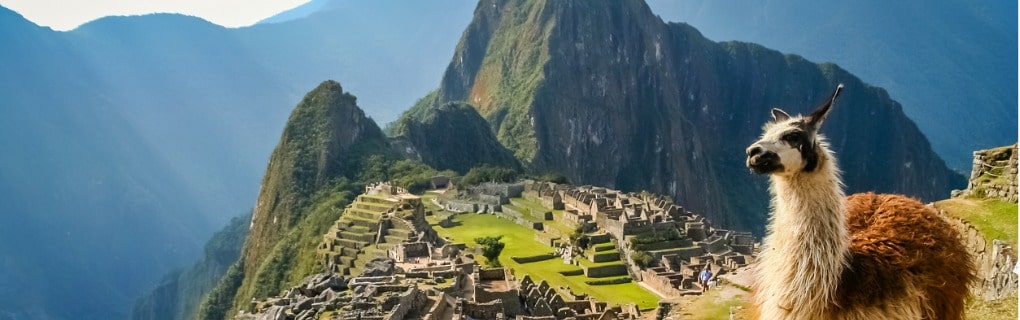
[746,145,782,174]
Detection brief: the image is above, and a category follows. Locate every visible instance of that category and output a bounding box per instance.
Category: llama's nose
[747,145,780,174]
[747,146,763,157]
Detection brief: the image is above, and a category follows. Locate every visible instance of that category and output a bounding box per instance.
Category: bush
[474,235,506,267]
[631,251,654,269]
[461,165,519,186]
[628,228,683,247]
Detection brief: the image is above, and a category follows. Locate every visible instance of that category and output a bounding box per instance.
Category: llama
[745,84,974,319]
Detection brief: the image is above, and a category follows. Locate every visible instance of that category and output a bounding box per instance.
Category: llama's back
[839,192,975,320]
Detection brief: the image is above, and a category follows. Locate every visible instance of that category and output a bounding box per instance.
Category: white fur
[754,125,848,319]
[752,117,920,319]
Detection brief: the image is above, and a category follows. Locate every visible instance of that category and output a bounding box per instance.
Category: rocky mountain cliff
[646,0,1017,172]
[432,0,965,231]
[232,80,392,311]
[390,94,521,174]
[192,81,450,319]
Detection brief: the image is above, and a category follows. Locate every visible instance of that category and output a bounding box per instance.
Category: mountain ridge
[429,0,963,231]
[644,0,1017,171]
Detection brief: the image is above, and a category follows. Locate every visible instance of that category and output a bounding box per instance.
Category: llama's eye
[782,132,801,144]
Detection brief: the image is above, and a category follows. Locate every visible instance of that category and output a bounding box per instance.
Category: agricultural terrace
[421,192,659,310]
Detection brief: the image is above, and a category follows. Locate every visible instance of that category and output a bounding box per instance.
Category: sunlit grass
[936,198,1018,247]
[430,212,658,310]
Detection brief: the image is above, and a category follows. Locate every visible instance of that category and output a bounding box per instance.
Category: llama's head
[746,84,843,176]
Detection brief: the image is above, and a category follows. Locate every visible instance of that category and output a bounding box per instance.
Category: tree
[632,251,654,269]
[461,165,518,186]
[474,235,506,267]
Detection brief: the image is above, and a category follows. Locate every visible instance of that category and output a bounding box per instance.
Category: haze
[0,0,309,30]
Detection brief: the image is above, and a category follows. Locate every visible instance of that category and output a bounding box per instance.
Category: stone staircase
[319,193,420,276]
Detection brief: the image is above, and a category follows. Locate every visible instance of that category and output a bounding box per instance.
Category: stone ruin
[441,182,525,213]
[953,143,1018,203]
[318,182,434,276]
[454,271,640,320]
[242,180,760,320]
[522,180,758,297]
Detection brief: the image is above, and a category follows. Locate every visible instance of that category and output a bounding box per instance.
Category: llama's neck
[756,146,848,318]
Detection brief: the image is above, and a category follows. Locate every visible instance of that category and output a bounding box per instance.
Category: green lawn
[430,212,659,310]
[508,197,578,237]
[936,198,1018,247]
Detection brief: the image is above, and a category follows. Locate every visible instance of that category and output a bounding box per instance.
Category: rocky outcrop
[391,100,521,173]
[941,213,1017,300]
[215,80,397,318]
[361,258,397,277]
[431,0,965,232]
[237,273,349,320]
[955,144,1018,203]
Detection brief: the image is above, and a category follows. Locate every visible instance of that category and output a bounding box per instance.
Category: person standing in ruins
[699,265,713,293]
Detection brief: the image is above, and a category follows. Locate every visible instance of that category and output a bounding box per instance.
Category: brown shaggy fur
[835,193,975,319]
[747,85,974,319]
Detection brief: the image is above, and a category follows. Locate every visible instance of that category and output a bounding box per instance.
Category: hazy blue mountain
[2,0,1005,318]
[234,0,476,123]
[644,0,1018,171]
[0,2,472,319]
[255,0,331,25]
[132,214,249,320]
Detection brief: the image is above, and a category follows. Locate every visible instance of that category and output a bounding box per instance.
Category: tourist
[699,265,712,293]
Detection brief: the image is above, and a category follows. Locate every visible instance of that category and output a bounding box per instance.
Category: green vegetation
[445,0,554,161]
[389,99,521,174]
[195,262,244,320]
[936,198,1018,246]
[134,213,251,320]
[461,165,520,186]
[584,276,631,285]
[427,212,658,310]
[197,81,450,319]
[232,183,353,312]
[360,155,445,193]
[631,251,654,269]
[628,228,684,269]
[475,236,507,267]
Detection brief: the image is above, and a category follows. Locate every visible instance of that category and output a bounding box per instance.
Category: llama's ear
[771,108,791,122]
[806,84,844,130]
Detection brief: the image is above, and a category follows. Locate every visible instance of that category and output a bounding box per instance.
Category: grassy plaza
[422,193,660,310]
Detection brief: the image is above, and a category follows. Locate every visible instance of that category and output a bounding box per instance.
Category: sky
[0,0,309,31]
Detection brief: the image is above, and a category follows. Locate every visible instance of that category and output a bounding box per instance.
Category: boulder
[294,297,313,313]
[257,306,287,320]
[362,258,397,277]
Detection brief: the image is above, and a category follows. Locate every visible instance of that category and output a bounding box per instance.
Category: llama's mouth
[747,158,783,174]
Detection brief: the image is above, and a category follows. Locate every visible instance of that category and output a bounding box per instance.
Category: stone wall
[942,212,1018,300]
[511,253,558,264]
[582,263,628,278]
[422,292,453,320]
[957,144,1018,203]
[478,268,507,281]
[385,287,427,320]
[445,201,479,213]
[640,268,685,297]
[458,299,505,320]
